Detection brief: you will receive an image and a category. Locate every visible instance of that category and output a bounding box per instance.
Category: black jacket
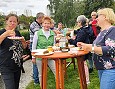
[69,26,90,46]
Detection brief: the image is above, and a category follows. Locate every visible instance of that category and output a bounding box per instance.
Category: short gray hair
[77,15,87,26]
[77,15,87,22]
[36,12,44,19]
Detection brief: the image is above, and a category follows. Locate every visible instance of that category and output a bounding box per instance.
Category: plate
[34,52,54,56]
[32,49,47,53]
[68,45,75,48]
[8,36,24,40]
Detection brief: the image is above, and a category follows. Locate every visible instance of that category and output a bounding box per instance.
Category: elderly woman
[67,15,91,46]
[77,8,115,89]
[67,15,90,84]
[32,16,56,86]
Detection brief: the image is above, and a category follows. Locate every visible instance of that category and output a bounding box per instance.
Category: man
[54,22,64,35]
[29,12,44,84]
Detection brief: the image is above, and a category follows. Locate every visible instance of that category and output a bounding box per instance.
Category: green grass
[26,59,100,89]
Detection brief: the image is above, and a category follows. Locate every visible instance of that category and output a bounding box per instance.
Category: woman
[66,15,90,84]
[77,8,115,89]
[32,16,56,86]
[0,14,26,89]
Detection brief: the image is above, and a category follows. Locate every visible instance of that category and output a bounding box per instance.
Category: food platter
[8,36,24,40]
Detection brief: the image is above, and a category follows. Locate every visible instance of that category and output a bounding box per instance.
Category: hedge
[20,30,30,40]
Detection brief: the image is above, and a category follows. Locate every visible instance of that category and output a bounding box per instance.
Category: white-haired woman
[77,8,115,89]
[66,15,90,84]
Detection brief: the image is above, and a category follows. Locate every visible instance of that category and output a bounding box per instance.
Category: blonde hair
[91,11,97,16]
[97,8,115,24]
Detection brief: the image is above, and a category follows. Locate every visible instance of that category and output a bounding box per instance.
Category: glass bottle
[59,36,69,52]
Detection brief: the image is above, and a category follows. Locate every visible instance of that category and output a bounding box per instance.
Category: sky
[0,0,50,16]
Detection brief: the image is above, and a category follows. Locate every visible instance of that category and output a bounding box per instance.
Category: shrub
[20,30,30,40]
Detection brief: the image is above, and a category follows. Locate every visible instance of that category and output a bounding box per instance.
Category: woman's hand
[5,30,16,37]
[0,30,15,44]
[32,58,36,64]
[77,42,92,52]
[20,37,27,49]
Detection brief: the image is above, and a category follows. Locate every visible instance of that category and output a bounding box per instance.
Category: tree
[84,0,114,18]
[19,14,34,29]
[48,0,85,27]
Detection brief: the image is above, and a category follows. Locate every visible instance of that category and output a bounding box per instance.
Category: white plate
[68,51,78,55]
[68,45,75,48]
[8,36,24,40]
[34,52,54,56]
[32,49,47,53]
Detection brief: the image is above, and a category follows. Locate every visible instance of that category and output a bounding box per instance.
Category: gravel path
[19,60,33,89]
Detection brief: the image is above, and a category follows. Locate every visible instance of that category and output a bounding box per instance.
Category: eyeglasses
[77,22,80,23]
[97,14,105,17]
[91,15,96,16]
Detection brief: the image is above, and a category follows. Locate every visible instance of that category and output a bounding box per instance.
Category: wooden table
[32,51,88,89]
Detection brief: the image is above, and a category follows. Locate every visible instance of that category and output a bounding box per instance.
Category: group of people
[0,7,115,89]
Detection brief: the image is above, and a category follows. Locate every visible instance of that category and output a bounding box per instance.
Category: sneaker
[87,81,90,85]
[34,82,39,85]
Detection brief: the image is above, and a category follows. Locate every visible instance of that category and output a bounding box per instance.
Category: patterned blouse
[93,26,115,70]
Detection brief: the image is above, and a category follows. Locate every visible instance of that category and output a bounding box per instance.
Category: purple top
[93,26,115,70]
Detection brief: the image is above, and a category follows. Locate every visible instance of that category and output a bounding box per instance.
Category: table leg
[63,60,67,78]
[55,59,60,89]
[55,59,64,89]
[76,56,87,89]
[42,58,48,89]
[59,59,64,89]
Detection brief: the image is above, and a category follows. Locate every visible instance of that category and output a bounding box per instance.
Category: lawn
[26,59,100,89]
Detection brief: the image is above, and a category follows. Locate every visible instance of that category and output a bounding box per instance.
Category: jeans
[98,69,115,89]
[88,59,93,69]
[0,66,21,89]
[30,42,39,84]
[33,64,39,83]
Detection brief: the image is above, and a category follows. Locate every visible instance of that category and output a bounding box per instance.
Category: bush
[20,30,31,56]
[20,30,30,40]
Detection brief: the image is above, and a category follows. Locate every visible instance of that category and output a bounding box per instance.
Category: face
[42,20,51,30]
[91,12,97,19]
[50,23,54,28]
[58,23,63,29]
[6,16,18,30]
[91,14,97,19]
[77,21,82,27]
[96,14,106,27]
[37,16,44,24]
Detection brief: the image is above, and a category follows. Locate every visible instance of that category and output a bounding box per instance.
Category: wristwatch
[91,44,95,53]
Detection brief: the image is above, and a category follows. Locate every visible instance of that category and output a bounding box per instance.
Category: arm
[77,28,115,56]
[0,33,7,44]
[0,30,15,44]
[77,42,103,55]
[32,32,38,50]
[20,37,27,49]
[31,31,38,63]
[68,29,86,46]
